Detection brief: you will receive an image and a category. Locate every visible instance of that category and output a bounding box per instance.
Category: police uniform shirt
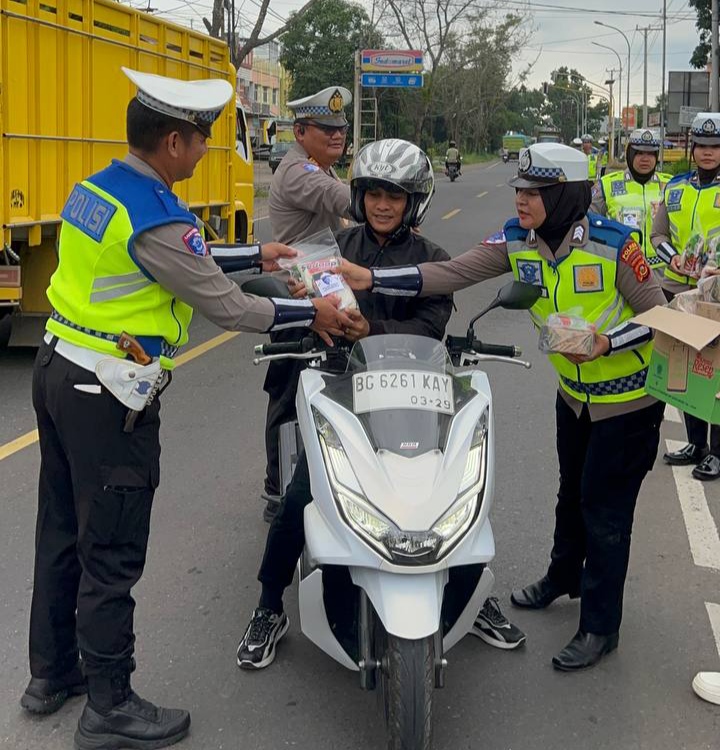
[268,143,351,244]
[126,154,277,332]
[650,199,694,296]
[416,218,667,420]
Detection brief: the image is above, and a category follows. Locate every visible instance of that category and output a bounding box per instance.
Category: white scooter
[246,279,540,750]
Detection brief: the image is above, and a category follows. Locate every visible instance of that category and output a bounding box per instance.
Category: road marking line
[486,162,499,171]
[667,438,720,570]
[705,602,720,660]
[254,215,268,222]
[666,405,683,423]
[442,209,461,220]
[0,331,242,463]
[476,191,488,198]
[0,429,39,462]
[496,183,504,188]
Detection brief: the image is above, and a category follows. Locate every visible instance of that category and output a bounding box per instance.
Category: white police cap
[509,143,589,188]
[122,67,234,136]
[628,128,661,151]
[581,133,593,143]
[691,113,720,145]
[572,137,582,146]
[287,86,352,127]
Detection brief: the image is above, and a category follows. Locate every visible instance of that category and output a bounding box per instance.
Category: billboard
[361,49,424,72]
[622,107,637,129]
[667,71,709,132]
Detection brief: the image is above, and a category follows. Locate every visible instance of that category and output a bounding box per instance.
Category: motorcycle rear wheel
[381,633,434,750]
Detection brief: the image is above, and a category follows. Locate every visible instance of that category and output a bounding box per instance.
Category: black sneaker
[20,665,87,715]
[472,597,527,650]
[236,607,289,670]
[75,691,190,750]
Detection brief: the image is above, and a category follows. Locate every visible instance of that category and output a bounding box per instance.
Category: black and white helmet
[350,139,435,228]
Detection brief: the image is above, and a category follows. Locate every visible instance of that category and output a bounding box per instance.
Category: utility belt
[45,332,171,431]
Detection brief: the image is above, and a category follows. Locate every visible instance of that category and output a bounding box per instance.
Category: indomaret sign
[361,49,423,73]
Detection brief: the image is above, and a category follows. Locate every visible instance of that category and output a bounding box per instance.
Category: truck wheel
[380,634,434,750]
[0,312,12,349]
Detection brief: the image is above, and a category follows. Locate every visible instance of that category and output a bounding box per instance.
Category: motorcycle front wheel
[380,633,435,750]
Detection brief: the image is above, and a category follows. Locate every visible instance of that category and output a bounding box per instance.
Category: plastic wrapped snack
[698,273,720,304]
[279,228,358,310]
[679,233,710,279]
[538,311,596,356]
[669,288,701,314]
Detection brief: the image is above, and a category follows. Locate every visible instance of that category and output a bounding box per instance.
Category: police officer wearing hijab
[591,128,673,277]
[20,67,350,750]
[652,113,720,480]
[338,142,667,671]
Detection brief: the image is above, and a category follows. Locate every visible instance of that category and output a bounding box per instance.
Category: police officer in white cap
[652,112,720,479]
[591,128,672,276]
[261,86,353,520]
[338,142,667,671]
[580,134,599,182]
[21,68,351,749]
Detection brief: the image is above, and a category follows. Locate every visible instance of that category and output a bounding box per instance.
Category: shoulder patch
[61,184,117,242]
[620,240,650,283]
[302,163,321,173]
[182,227,207,257]
[484,230,506,245]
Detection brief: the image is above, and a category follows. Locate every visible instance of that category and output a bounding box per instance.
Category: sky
[128,0,701,110]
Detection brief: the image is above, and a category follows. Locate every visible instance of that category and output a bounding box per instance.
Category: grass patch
[255,186,269,199]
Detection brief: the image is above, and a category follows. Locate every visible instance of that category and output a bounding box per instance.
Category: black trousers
[263,383,299,497]
[29,340,160,679]
[684,412,720,455]
[258,451,311,593]
[547,394,664,635]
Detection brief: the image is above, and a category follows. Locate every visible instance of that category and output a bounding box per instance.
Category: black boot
[75,671,190,750]
[552,630,619,671]
[663,443,708,466]
[510,576,580,609]
[20,664,87,715]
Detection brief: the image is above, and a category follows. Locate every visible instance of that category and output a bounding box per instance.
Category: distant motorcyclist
[445,140,462,175]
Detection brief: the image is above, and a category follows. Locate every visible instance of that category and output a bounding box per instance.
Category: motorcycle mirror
[240,276,292,299]
[496,281,542,310]
[467,281,541,334]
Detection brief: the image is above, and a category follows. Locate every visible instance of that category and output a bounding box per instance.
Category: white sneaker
[692,672,720,704]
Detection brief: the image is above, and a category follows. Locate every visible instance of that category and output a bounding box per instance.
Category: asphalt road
[2,161,720,750]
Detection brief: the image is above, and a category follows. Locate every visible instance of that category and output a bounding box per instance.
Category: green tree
[688,0,711,69]
[279,0,381,100]
[545,67,594,143]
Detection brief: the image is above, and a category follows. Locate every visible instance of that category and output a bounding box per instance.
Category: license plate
[352,370,454,415]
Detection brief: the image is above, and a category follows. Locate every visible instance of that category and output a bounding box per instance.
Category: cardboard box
[633,304,720,424]
[0,266,21,287]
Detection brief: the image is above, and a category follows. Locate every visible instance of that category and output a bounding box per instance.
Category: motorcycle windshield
[320,334,477,456]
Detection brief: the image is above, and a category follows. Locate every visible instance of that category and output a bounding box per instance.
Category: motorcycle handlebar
[254,336,316,356]
[445,335,520,359]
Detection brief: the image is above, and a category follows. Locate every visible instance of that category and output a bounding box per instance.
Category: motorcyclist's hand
[342,308,370,342]
[288,278,308,299]
[563,334,610,364]
[310,296,353,346]
[335,259,373,291]
[260,242,296,272]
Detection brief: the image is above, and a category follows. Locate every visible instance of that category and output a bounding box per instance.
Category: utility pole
[606,71,616,161]
[660,0,667,170]
[638,26,649,127]
[353,50,361,154]
[712,0,719,110]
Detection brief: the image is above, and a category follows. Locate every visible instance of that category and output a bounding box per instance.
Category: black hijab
[627,145,656,185]
[534,181,593,253]
[691,144,720,185]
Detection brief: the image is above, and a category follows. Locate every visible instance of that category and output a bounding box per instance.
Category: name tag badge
[714,193,720,209]
[573,264,604,293]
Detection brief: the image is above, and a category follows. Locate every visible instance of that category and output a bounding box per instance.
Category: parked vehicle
[501,131,532,161]
[269,142,293,173]
[0,0,254,347]
[246,276,540,750]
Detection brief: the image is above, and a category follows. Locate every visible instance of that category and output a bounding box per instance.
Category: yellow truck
[0,0,254,346]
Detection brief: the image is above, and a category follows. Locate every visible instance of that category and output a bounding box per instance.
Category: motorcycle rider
[236,139,526,669]
[591,128,672,279]
[445,140,461,176]
[336,142,667,671]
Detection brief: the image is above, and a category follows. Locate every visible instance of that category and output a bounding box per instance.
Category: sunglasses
[307,122,349,136]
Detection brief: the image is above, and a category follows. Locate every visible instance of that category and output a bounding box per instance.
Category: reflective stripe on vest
[46,161,196,369]
[505,219,651,404]
[663,173,720,288]
[600,170,671,269]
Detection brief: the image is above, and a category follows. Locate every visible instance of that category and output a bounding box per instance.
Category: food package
[279,228,358,310]
[538,311,595,356]
[698,273,720,303]
[679,233,710,279]
[669,288,701,314]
